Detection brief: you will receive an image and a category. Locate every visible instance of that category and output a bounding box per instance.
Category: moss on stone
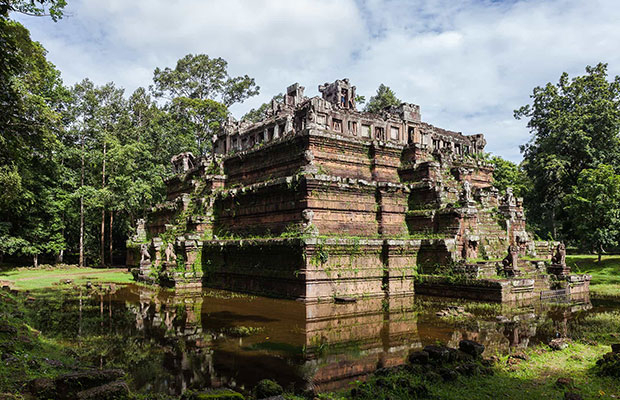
[253,379,283,398]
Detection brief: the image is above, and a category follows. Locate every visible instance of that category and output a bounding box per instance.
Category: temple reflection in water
[96,285,589,395]
[23,284,592,396]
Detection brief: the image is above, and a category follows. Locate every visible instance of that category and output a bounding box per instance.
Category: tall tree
[65,80,126,266]
[364,84,401,113]
[565,165,620,261]
[168,97,228,156]
[515,63,620,241]
[152,53,259,155]
[0,16,69,266]
[152,54,259,106]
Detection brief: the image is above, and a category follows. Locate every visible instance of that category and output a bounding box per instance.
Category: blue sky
[16,0,620,162]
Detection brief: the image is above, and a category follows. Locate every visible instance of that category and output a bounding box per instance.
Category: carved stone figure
[461,180,473,204]
[552,242,566,266]
[140,243,151,262]
[302,209,314,225]
[548,242,570,276]
[132,218,146,242]
[504,187,516,207]
[307,109,315,124]
[303,150,315,163]
[165,243,177,263]
[502,245,518,273]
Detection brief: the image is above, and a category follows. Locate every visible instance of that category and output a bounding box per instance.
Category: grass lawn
[304,307,620,400]
[305,343,620,400]
[0,264,134,290]
[566,254,620,300]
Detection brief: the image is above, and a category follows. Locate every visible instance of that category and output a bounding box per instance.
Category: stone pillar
[152,237,163,268]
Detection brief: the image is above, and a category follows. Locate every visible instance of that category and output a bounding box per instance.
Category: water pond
[23,284,616,396]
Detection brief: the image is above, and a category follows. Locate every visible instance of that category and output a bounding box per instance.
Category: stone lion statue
[552,242,566,265]
[140,243,150,262]
[165,242,177,263]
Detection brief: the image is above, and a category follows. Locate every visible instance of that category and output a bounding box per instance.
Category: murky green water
[23,284,615,396]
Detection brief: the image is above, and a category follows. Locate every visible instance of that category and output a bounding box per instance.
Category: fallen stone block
[459,340,485,358]
[76,381,129,400]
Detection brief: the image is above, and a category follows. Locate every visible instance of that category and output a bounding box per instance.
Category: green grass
[0,264,134,290]
[304,343,619,400]
[566,254,620,300]
[0,290,80,394]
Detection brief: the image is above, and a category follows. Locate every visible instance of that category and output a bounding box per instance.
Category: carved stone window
[408,127,415,144]
[362,124,371,138]
[375,126,385,140]
[332,118,342,132]
[390,126,399,140]
[349,121,358,135]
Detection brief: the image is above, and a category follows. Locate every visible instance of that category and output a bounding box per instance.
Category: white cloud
[15,0,620,161]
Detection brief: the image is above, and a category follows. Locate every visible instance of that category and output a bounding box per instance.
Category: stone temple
[127,78,590,303]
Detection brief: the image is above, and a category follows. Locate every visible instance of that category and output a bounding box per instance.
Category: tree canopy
[490,156,528,198]
[0,0,67,21]
[152,53,259,106]
[152,53,258,155]
[364,84,401,113]
[0,13,259,265]
[515,63,620,241]
[566,164,620,260]
[0,17,68,265]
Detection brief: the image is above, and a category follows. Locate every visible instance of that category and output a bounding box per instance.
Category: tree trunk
[79,135,85,268]
[56,250,64,264]
[109,211,113,266]
[101,209,105,266]
[33,254,38,268]
[550,208,557,240]
[100,141,106,267]
[598,244,603,262]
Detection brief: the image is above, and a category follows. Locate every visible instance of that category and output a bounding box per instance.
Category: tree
[0,17,69,266]
[152,54,259,106]
[65,80,129,266]
[490,156,528,197]
[515,63,620,241]
[169,97,228,156]
[565,165,620,261]
[152,53,259,155]
[364,84,401,113]
[0,0,67,21]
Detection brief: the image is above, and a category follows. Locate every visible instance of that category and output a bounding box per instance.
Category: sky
[15,0,620,162]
